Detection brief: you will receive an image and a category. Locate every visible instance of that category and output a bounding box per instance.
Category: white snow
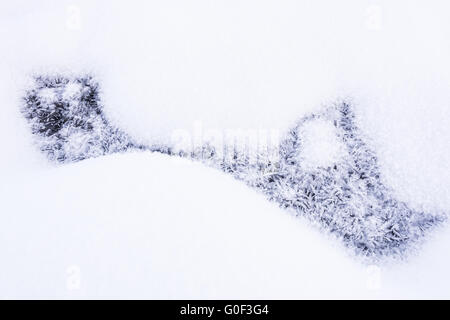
[1,152,449,299]
[0,0,450,298]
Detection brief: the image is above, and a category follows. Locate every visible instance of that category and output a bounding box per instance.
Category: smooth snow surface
[0,0,450,298]
[0,153,449,299]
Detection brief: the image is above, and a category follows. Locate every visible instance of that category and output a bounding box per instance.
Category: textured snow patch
[0,152,449,298]
[21,75,143,163]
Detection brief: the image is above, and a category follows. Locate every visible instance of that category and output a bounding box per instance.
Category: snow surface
[20,78,443,257]
[1,0,450,298]
[1,152,449,299]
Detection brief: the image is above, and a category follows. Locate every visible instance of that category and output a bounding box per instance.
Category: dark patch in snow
[22,75,445,258]
[260,103,443,256]
[22,75,144,162]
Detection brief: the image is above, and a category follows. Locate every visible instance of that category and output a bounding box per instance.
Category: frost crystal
[22,75,143,162]
[22,75,445,258]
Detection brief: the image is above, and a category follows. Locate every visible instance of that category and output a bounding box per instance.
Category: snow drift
[21,75,444,257]
[1,0,450,299]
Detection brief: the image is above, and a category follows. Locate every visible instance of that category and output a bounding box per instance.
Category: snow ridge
[22,75,445,258]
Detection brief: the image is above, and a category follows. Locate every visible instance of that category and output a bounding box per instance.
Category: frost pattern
[22,75,445,258]
[22,75,143,162]
[221,104,444,256]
